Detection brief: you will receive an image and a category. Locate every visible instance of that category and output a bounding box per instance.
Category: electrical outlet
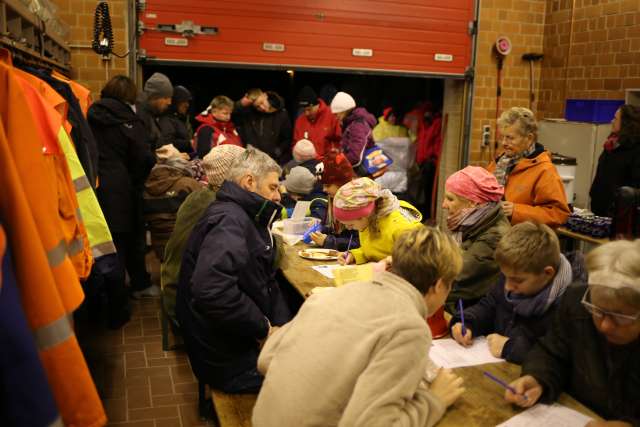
[481,125,491,147]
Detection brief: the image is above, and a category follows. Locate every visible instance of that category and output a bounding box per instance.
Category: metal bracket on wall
[137,20,145,36]
[136,48,146,61]
[136,0,146,12]
[156,20,218,38]
[467,20,477,36]
[464,66,475,80]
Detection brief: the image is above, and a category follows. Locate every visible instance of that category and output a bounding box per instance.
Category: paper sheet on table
[291,201,311,220]
[496,403,593,427]
[312,264,340,279]
[429,337,503,368]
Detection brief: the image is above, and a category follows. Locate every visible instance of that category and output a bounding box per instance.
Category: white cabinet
[538,119,611,209]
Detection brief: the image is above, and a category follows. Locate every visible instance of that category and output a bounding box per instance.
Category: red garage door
[137,0,475,77]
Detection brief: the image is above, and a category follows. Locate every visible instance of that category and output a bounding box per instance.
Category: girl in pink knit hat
[333,178,422,265]
[442,166,511,312]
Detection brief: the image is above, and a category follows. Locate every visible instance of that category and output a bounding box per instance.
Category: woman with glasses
[504,239,640,426]
[487,107,571,228]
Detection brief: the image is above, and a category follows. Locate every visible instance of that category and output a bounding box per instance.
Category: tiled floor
[77,254,214,427]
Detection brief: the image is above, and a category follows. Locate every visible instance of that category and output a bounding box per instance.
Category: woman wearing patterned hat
[334,177,422,265]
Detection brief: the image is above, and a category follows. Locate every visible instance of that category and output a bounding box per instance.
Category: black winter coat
[450,276,561,364]
[88,97,156,232]
[176,181,292,387]
[522,286,640,425]
[158,110,193,153]
[234,102,292,165]
[136,99,172,150]
[590,141,640,216]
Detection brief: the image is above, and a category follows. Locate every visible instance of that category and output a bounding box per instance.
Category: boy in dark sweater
[450,221,573,364]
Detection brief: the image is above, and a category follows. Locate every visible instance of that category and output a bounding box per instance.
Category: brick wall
[470,0,547,165]
[539,0,640,118]
[52,0,130,97]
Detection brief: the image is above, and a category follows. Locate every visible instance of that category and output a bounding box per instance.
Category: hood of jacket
[345,107,377,128]
[144,164,193,196]
[88,97,140,126]
[216,181,281,228]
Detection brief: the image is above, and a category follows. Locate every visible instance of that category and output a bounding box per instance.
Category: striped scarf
[493,143,536,186]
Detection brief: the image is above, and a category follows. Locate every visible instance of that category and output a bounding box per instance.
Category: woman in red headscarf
[442,166,512,312]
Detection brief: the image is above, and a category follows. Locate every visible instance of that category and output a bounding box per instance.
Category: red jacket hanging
[416,113,443,165]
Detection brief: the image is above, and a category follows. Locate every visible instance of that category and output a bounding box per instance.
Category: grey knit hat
[144,72,173,99]
[284,166,316,195]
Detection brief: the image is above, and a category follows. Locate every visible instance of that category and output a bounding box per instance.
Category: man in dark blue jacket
[176,147,292,393]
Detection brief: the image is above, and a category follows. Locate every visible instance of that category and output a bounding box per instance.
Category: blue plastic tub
[565,99,624,123]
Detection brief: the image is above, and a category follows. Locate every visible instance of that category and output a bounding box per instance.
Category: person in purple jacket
[330,91,377,173]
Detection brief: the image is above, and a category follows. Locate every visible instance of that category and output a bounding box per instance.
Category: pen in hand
[483,371,528,401]
[342,235,353,263]
[458,299,467,337]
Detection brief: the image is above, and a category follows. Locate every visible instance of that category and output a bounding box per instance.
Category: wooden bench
[211,390,257,427]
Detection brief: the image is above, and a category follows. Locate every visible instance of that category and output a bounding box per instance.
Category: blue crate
[565,99,624,123]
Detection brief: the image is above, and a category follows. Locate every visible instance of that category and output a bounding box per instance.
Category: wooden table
[278,243,603,425]
[279,243,335,297]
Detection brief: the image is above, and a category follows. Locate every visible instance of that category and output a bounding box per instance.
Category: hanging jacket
[159,107,194,153]
[589,140,640,216]
[293,99,341,158]
[143,163,202,260]
[22,67,100,188]
[88,97,156,233]
[487,144,571,227]
[176,180,293,387]
[13,66,95,279]
[340,107,377,167]
[416,114,443,165]
[0,224,61,427]
[234,95,292,164]
[0,52,106,427]
[193,112,242,158]
[52,70,93,117]
[445,205,511,311]
[350,201,422,264]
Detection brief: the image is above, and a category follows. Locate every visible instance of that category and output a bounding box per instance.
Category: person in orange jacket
[487,107,570,228]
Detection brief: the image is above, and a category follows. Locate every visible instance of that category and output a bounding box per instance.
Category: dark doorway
[142,63,444,121]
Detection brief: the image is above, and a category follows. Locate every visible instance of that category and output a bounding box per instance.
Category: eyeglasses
[581,287,640,326]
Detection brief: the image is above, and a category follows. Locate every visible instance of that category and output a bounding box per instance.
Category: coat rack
[0,0,70,73]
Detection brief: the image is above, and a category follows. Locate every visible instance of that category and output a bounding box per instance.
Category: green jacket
[446,204,511,313]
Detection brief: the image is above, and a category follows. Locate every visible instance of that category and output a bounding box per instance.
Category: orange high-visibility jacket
[13,66,94,279]
[0,54,106,427]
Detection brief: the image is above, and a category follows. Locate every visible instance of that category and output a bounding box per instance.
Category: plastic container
[283,217,318,235]
[565,99,624,123]
[551,153,577,204]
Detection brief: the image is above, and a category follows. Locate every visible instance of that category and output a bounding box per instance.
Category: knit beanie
[333,177,380,221]
[330,91,356,114]
[297,86,318,108]
[144,73,173,99]
[445,166,504,204]
[284,166,316,195]
[202,145,246,191]
[172,85,192,103]
[320,151,354,186]
[292,138,317,162]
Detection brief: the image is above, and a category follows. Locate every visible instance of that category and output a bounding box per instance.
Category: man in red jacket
[293,86,340,159]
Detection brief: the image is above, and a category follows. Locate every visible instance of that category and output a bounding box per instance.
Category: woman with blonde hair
[487,107,570,227]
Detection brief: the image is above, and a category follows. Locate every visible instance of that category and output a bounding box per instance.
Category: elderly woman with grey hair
[505,239,640,426]
[487,107,570,227]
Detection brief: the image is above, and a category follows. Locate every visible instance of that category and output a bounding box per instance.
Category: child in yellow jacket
[334,177,422,265]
